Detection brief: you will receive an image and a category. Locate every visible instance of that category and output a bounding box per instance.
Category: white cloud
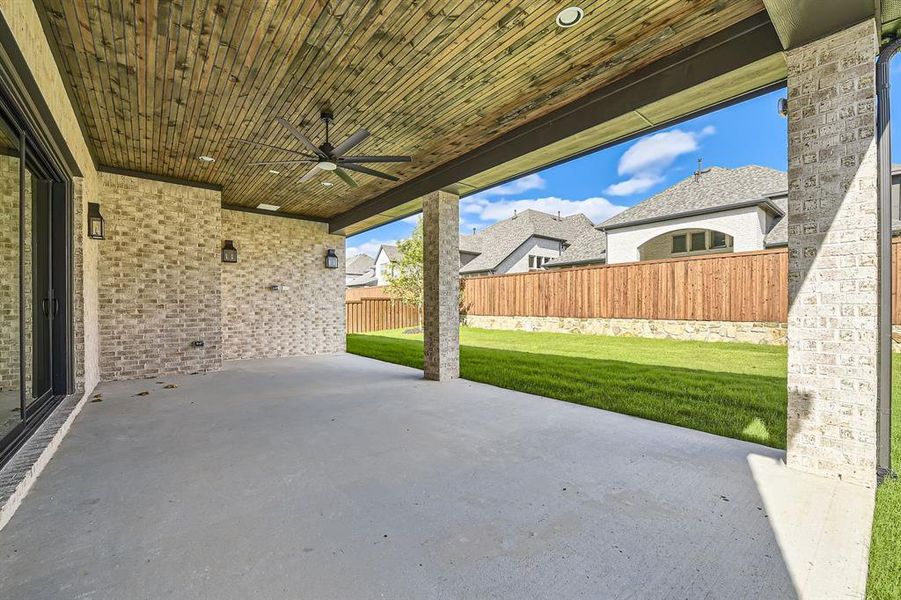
[461,195,626,225]
[477,173,546,197]
[400,214,420,225]
[347,238,395,258]
[605,126,715,196]
[604,175,664,196]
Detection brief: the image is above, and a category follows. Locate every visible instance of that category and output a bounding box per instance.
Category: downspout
[876,37,901,482]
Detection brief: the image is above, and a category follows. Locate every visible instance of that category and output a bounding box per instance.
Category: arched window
[638,229,733,261]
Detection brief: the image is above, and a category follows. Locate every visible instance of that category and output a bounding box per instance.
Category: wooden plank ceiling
[37,0,767,222]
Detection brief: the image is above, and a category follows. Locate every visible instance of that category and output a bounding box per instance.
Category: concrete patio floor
[0,354,874,599]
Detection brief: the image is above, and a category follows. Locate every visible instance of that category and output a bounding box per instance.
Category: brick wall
[221,210,345,360]
[785,20,879,486]
[97,173,222,381]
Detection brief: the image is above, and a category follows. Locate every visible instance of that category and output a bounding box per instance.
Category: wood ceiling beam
[762,0,876,50]
[328,13,784,234]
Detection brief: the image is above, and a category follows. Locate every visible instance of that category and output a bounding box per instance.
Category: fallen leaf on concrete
[90,397,102,403]
[134,391,150,397]
[163,384,178,389]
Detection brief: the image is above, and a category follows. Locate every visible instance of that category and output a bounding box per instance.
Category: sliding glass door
[0,101,69,464]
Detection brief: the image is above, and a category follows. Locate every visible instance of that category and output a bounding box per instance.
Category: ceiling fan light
[318,161,337,171]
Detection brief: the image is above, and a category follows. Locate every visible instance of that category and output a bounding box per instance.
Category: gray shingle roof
[600,166,788,229]
[458,235,483,254]
[345,270,377,287]
[459,209,595,274]
[543,228,607,268]
[380,245,400,261]
[345,253,375,274]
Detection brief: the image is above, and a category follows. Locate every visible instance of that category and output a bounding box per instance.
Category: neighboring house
[346,210,597,286]
[601,166,788,264]
[345,253,375,285]
[346,244,399,287]
[373,244,400,284]
[550,164,901,268]
[543,228,608,269]
[458,209,596,276]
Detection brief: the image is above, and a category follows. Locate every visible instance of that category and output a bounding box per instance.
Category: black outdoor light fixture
[325,248,339,269]
[222,240,238,263]
[87,202,105,240]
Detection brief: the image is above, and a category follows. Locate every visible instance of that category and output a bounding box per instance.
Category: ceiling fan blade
[232,137,309,155]
[332,129,370,156]
[334,167,358,188]
[339,155,412,163]
[298,164,321,182]
[247,158,318,166]
[275,117,326,158]
[340,162,399,182]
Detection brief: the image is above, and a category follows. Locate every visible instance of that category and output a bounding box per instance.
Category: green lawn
[348,327,788,446]
[868,366,901,599]
[345,326,901,598]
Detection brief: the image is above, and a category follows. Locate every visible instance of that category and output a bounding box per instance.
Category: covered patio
[0,354,873,598]
[0,0,896,596]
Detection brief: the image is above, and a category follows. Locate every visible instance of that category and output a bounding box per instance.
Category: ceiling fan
[234,111,411,188]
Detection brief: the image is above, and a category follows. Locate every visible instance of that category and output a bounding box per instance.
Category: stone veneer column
[422,190,460,381]
[785,20,880,486]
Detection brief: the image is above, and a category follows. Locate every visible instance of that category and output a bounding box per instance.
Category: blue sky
[347,66,901,258]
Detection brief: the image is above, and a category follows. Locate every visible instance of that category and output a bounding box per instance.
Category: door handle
[52,298,58,317]
[41,298,49,317]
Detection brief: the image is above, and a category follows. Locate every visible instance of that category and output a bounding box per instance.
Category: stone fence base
[465,315,901,351]
[464,315,787,345]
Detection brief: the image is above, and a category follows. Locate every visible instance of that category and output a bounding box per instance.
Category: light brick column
[785,20,880,487]
[422,190,460,381]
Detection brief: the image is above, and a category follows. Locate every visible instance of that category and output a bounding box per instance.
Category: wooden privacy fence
[463,248,790,322]
[346,240,901,332]
[345,286,391,301]
[346,297,419,333]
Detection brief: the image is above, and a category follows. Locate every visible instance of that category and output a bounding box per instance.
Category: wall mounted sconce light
[325,248,339,269]
[87,202,105,240]
[221,240,238,263]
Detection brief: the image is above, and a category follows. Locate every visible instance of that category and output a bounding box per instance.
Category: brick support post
[785,20,880,486]
[422,190,460,381]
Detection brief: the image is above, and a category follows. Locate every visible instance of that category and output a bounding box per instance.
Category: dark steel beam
[328,13,783,234]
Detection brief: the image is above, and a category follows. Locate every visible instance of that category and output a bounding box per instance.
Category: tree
[385,220,425,327]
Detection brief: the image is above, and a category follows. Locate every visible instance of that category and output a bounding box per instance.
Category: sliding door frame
[0,18,77,466]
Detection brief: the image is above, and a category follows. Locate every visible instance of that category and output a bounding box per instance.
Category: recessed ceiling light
[198,155,216,162]
[268,169,280,175]
[257,203,280,211]
[555,6,583,28]
[321,181,333,187]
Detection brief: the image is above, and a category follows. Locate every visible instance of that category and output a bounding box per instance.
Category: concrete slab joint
[785,19,880,487]
[423,190,460,381]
